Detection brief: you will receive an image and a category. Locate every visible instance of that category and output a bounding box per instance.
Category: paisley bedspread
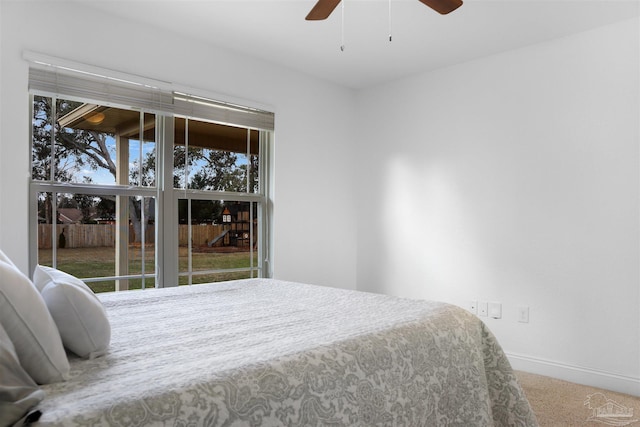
[36,279,537,426]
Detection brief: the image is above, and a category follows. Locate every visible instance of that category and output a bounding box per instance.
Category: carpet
[516,371,640,427]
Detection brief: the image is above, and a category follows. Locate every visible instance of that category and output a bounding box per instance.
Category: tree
[178,199,222,225]
[32,97,77,183]
[74,193,97,224]
[96,198,116,221]
[130,147,156,187]
[188,149,244,191]
[249,153,259,193]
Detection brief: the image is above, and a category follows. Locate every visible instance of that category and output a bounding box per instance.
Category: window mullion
[50,97,59,269]
[160,115,179,288]
[246,129,250,193]
[50,97,56,182]
[187,199,192,286]
[184,119,189,190]
[139,113,146,289]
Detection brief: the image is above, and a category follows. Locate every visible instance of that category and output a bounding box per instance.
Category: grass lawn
[38,246,258,293]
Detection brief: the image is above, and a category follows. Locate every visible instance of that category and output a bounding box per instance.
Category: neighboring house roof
[57,208,84,224]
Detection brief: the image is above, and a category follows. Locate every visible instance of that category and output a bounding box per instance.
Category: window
[28,57,273,292]
[31,97,157,292]
[174,117,267,285]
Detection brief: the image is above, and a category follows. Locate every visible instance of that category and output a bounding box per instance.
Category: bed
[32,278,537,426]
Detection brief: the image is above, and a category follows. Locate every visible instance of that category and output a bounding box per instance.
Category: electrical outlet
[478,302,488,317]
[517,306,529,323]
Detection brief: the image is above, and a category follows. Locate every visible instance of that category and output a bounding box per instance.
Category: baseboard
[506,352,640,397]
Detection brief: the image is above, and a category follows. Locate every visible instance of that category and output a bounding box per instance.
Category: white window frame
[26,53,274,289]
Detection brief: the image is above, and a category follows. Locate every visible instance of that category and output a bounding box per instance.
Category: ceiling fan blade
[306,0,342,20]
[418,0,463,15]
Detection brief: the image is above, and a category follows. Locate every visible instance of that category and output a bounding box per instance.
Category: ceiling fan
[306,0,463,20]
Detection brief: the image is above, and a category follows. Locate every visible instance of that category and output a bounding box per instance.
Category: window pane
[249,151,259,194]
[127,195,156,290]
[55,100,120,185]
[178,199,259,285]
[32,96,53,181]
[31,96,158,188]
[129,113,156,187]
[173,118,259,192]
[36,191,156,293]
[37,192,117,288]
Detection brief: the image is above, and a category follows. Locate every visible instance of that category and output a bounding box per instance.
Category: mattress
[36,278,537,426]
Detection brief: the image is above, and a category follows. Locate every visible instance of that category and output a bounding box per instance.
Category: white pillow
[0,260,69,384]
[35,266,111,359]
[0,321,45,425]
[32,263,52,293]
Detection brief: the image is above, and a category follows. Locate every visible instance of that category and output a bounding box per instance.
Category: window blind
[26,53,274,131]
[28,66,175,115]
[173,92,274,131]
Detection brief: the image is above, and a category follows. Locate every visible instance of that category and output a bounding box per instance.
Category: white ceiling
[83,0,639,89]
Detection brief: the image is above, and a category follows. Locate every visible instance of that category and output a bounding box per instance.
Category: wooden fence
[38,224,229,249]
[39,224,117,249]
[179,224,227,247]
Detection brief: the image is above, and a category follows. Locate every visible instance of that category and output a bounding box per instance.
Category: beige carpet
[516,371,640,426]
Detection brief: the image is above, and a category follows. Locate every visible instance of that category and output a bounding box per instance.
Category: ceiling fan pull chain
[388,0,392,42]
[340,0,345,51]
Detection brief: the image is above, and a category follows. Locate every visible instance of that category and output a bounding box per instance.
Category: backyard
[38,246,258,293]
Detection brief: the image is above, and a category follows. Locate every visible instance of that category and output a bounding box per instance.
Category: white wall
[356,17,640,395]
[0,1,358,290]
